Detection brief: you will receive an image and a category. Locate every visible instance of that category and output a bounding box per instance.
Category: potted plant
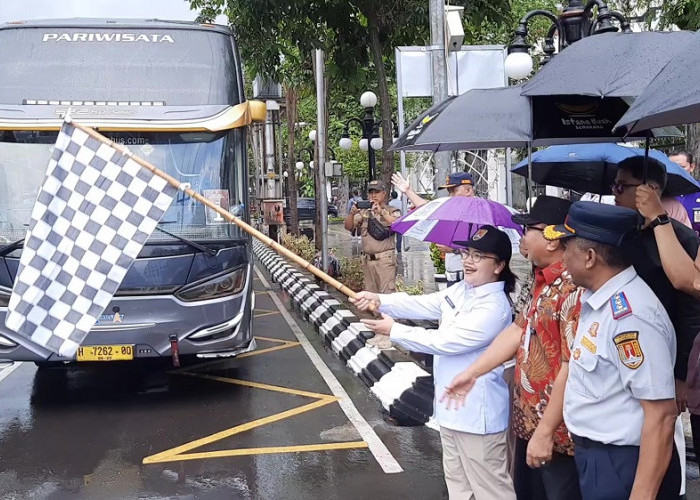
[429,243,447,291]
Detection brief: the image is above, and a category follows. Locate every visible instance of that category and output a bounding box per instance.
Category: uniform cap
[438,172,474,189]
[543,201,641,247]
[453,225,512,261]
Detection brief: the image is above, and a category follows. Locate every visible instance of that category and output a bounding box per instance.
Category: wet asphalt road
[0,270,447,500]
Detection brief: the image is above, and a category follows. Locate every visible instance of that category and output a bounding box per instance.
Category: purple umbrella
[392,196,523,247]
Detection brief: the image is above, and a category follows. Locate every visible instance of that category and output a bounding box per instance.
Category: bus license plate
[77,345,134,361]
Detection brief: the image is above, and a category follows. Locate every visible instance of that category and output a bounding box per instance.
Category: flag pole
[71,122,361,302]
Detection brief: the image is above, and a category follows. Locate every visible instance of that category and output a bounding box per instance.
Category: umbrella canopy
[389,86,532,152]
[616,30,700,135]
[391,196,522,247]
[522,31,694,98]
[511,143,700,196]
[389,86,680,153]
[521,31,691,145]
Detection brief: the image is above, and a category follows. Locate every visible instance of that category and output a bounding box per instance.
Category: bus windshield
[0,130,245,243]
[0,26,239,106]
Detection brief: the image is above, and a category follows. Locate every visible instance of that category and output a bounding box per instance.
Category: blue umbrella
[512,143,700,196]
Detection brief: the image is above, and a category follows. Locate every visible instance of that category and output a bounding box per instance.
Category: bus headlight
[175,267,246,302]
[0,288,10,308]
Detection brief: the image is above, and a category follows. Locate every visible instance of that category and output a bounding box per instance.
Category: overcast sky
[0,0,227,24]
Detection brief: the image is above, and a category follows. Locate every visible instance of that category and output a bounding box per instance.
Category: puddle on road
[319,422,361,442]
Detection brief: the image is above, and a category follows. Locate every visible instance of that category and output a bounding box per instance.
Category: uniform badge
[581,336,597,354]
[543,225,566,240]
[572,348,581,360]
[613,331,644,369]
[473,229,488,240]
[588,322,599,338]
[610,292,632,320]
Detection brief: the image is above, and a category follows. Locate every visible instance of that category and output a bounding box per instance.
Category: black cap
[453,225,512,261]
[511,195,572,226]
[438,172,474,189]
[543,201,642,247]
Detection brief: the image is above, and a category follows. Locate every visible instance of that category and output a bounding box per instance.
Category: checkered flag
[5,120,177,357]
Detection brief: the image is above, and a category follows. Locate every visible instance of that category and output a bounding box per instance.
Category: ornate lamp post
[504,0,631,79]
[338,91,383,181]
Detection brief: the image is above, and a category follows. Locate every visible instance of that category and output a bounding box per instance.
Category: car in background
[286,197,338,223]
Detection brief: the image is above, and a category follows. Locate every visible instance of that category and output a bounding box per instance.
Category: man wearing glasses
[612,155,700,498]
[441,196,583,500]
[612,156,700,401]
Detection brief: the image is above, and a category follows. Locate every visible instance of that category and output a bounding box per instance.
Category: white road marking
[255,266,403,474]
[0,362,23,384]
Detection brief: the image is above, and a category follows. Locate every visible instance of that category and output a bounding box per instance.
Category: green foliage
[663,0,700,30]
[281,232,316,262]
[429,243,446,274]
[338,255,365,292]
[395,276,424,295]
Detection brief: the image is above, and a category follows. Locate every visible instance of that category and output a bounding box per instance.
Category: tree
[190,0,512,188]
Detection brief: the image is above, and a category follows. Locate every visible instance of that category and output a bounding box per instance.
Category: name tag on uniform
[581,336,597,354]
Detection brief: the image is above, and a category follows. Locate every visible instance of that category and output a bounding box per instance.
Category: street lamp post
[295,146,315,189]
[504,0,631,80]
[339,91,382,182]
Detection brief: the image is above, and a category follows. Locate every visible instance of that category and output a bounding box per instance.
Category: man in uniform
[613,156,700,411]
[392,171,475,286]
[544,201,680,499]
[344,179,400,294]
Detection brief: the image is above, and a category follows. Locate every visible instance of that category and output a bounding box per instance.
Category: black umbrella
[522,31,694,98]
[521,31,692,145]
[389,86,531,152]
[616,30,700,135]
[389,85,679,153]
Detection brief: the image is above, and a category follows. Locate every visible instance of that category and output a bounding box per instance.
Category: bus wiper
[0,239,25,257]
[154,225,217,256]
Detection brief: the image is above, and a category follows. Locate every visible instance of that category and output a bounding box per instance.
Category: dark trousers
[395,233,402,252]
[514,437,582,500]
[572,435,682,500]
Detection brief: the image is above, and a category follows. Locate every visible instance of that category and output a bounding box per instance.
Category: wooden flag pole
[71,122,361,302]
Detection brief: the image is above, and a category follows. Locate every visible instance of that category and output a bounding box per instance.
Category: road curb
[254,241,434,426]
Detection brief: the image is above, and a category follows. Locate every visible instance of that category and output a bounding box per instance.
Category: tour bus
[0,19,264,365]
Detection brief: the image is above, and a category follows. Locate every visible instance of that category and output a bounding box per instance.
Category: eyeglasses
[458,249,499,263]
[523,225,545,234]
[611,181,642,195]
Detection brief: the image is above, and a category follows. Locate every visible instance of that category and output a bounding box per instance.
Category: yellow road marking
[147,442,369,463]
[253,311,281,318]
[144,334,369,465]
[168,336,299,373]
[181,372,338,400]
[143,397,347,464]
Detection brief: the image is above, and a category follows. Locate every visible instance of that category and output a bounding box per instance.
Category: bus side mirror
[249,100,267,123]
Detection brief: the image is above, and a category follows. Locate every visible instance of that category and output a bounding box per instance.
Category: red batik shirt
[512,260,582,456]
